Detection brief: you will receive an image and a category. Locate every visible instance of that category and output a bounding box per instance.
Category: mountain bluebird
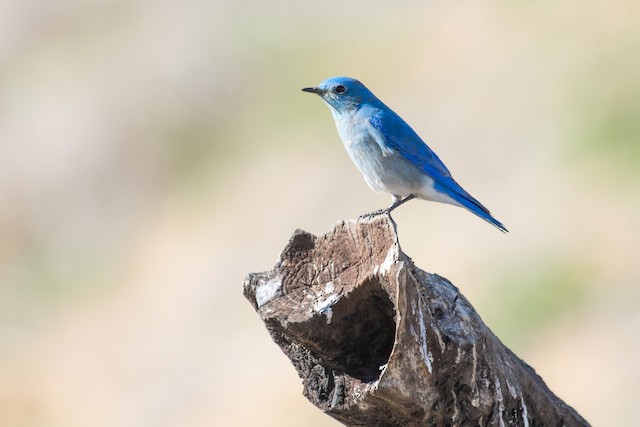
[302,76,507,232]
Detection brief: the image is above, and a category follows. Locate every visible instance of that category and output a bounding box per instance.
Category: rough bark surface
[243,216,589,427]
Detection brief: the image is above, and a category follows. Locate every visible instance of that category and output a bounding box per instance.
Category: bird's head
[302,77,376,113]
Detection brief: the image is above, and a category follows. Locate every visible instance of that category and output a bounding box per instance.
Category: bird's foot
[358,208,399,241]
[358,208,390,220]
[359,194,416,220]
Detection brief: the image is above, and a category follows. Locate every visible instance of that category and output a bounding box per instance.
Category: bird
[302,76,508,233]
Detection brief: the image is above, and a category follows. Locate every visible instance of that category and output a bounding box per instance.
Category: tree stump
[243,215,589,426]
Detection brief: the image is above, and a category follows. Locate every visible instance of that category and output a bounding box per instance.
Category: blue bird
[302,77,508,233]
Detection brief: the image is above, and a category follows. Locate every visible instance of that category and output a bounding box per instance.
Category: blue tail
[434,182,508,233]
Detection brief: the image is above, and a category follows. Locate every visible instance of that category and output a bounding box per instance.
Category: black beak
[302,86,323,94]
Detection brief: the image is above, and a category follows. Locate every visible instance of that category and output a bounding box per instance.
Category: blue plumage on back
[302,76,508,233]
[368,110,452,178]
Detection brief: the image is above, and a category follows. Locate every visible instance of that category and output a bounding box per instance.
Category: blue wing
[368,110,507,232]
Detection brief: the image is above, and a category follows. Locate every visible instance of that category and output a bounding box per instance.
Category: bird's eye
[335,85,346,94]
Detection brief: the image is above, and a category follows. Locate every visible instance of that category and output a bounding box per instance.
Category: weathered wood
[243,215,589,427]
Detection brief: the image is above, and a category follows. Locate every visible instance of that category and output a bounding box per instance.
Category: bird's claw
[358,209,389,220]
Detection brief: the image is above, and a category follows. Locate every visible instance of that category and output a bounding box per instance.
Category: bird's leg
[358,194,416,219]
[387,194,416,213]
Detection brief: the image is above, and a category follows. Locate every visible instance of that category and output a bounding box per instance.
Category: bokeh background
[1,1,639,426]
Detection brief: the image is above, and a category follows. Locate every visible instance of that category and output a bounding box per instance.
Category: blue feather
[433,182,508,233]
[369,111,508,233]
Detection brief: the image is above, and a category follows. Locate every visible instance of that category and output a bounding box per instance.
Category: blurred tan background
[1,1,639,426]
